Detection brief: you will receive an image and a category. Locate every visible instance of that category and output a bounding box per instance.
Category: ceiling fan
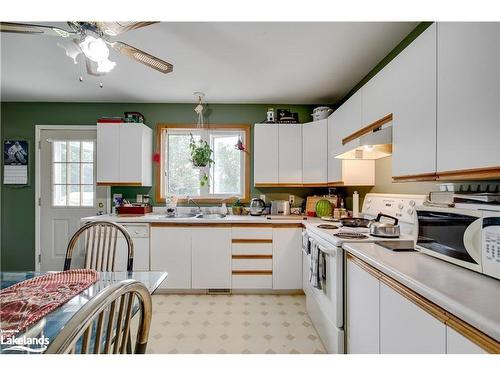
[0,21,173,76]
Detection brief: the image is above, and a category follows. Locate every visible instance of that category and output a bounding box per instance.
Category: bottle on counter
[353,191,359,218]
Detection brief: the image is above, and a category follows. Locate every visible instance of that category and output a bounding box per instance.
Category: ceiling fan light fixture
[96,59,116,73]
[79,35,109,62]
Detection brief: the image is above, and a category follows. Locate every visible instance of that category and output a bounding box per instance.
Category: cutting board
[305,196,337,214]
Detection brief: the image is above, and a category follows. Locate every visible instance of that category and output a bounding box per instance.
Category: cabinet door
[97,124,120,183]
[446,327,487,354]
[150,227,192,289]
[437,22,500,172]
[254,124,279,184]
[272,228,302,289]
[327,113,343,183]
[346,258,380,353]
[331,91,363,157]
[278,125,302,183]
[392,23,437,177]
[362,61,396,126]
[192,227,231,289]
[302,119,328,184]
[119,124,143,184]
[380,282,446,353]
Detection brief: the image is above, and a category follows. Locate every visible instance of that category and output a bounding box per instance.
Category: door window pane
[68,142,80,162]
[81,163,93,184]
[53,185,67,206]
[82,142,94,162]
[52,140,95,207]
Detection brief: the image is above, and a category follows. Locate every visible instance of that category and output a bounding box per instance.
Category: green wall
[0,102,322,271]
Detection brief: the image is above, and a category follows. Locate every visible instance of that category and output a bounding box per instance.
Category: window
[157,125,250,202]
[52,140,95,207]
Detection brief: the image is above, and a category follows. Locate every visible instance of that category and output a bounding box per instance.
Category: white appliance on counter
[415,206,500,280]
[302,193,426,353]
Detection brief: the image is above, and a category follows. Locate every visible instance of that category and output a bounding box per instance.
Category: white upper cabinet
[302,119,328,184]
[437,22,500,173]
[332,91,363,156]
[254,124,279,184]
[97,123,152,186]
[391,23,437,178]
[362,60,396,126]
[278,125,302,184]
[327,112,343,183]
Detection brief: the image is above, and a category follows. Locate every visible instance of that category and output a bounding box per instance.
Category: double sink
[165,213,227,220]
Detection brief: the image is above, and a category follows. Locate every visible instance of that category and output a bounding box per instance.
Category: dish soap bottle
[353,191,359,218]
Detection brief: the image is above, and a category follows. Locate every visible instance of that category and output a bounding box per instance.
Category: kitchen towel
[0,269,99,339]
[309,241,322,290]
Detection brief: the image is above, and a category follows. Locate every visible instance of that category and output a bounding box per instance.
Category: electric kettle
[249,198,266,216]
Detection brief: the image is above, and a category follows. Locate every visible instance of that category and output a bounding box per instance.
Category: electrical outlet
[260,194,266,202]
[289,195,295,206]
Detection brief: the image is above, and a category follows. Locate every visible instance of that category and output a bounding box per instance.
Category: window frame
[155,124,251,204]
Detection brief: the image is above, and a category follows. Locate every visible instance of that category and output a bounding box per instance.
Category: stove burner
[317,224,339,230]
[334,232,369,239]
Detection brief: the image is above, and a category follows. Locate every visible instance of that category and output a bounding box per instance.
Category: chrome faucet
[186,195,202,214]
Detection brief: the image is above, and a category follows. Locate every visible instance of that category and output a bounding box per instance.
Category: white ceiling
[0,22,417,103]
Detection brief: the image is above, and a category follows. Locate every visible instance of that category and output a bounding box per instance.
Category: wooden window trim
[155,124,251,204]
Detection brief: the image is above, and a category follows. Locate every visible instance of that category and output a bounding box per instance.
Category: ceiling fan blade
[0,22,76,37]
[95,22,158,36]
[111,41,173,74]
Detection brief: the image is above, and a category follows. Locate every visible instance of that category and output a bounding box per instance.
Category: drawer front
[231,227,272,239]
[232,243,272,255]
[122,224,150,238]
[232,258,273,271]
[232,274,273,289]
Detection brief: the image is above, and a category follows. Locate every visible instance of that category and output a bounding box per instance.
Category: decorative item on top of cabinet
[97,122,152,186]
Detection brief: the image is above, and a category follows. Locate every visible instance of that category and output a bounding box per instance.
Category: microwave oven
[415,206,500,280]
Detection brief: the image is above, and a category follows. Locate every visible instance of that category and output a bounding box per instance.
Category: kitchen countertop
[343,242,500,342]
[81,213,320,225]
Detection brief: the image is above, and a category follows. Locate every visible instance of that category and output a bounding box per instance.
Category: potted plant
[189,134,214,186]
[232,199,244,215]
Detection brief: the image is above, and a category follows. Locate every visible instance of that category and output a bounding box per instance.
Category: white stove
[302,193,426,354]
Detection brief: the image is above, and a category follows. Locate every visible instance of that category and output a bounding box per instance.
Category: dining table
[0,270,167,354]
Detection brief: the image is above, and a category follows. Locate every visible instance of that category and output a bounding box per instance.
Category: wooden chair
[64,221,134,272]
[45,280,152,354]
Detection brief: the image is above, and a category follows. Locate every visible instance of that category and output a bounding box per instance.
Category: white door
[39,128,108,271]
[346,258,380,353]
[278,125,302,183]
[302,119,328,184]
[437,22,500,172]
[272,228,302,289]
[253,124,279,184]
[191,227,231,289]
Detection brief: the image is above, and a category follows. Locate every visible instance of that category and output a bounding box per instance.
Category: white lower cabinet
[272,228,302,289]
[192,227,232,289]
[150,227,192,289]
[346,259,380,354]
[380,282,446,354]
[446,327,487,354]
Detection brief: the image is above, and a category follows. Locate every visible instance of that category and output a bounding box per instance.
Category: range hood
[335,113,393,160]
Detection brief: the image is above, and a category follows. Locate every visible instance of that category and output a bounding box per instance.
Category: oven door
[415,207,483,272]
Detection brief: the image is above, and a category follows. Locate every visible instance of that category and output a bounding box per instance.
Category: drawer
[232,243,272,255]
[232,258,272,271]
[122,224,150,238]
[231,227,272,240]
[232,274,273,289]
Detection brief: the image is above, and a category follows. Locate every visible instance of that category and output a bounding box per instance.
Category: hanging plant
[189,134,214,168]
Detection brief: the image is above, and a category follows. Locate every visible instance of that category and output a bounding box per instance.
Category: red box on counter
[116,205,153,216]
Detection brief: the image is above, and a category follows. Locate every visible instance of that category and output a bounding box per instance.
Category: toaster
[271,200,291,215]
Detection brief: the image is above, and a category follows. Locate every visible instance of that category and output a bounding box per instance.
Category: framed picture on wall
[3,139,29,185]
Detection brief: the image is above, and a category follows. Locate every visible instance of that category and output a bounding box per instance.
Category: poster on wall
[3,140,29,185]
